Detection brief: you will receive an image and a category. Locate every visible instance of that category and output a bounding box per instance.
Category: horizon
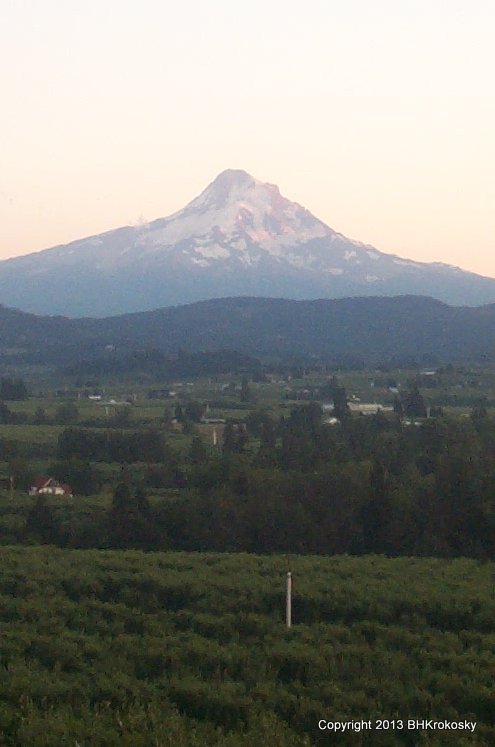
[1,1,494,276]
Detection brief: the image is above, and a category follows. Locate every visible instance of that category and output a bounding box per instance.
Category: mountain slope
[3,296,495,366]
[1,170,495,315]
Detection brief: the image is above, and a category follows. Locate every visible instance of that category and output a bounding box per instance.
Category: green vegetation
[0,547,492,746]
[0,377,28,401]
[6,407,495,559]
[1,365,495,744]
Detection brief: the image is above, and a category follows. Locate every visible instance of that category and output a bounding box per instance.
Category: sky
[1,0,494,275]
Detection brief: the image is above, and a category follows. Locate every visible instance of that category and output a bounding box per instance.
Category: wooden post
[286,571,292,629]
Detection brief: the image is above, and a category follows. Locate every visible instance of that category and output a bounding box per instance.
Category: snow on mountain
[1,169,495,316]
[148,170,329,257]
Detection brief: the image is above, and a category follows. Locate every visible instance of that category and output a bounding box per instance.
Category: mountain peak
[208,169,283,200]
[193,169,258,210]
[1,170,494,317]
[171,168,329,252]
[212,169,256,189]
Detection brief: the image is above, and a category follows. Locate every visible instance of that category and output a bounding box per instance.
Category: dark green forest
[3,405,494,559]
[4,295,495,368]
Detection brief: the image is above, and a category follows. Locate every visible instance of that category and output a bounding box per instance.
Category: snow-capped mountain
[1,169,495,316]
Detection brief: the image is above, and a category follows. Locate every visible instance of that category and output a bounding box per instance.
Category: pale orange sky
[1,0,494,276]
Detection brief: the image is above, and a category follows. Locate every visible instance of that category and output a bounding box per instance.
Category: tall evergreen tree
[240,377,251,403]
[25,496,60,544]
[360,459,391,554]
[403,380,427,418]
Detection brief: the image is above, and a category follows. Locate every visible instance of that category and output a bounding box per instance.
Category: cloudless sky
[1,0,494,275]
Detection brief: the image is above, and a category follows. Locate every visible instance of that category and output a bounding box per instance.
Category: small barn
[29,476,73,497]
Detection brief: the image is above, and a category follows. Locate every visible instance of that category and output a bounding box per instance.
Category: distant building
[147,389,177,399]
[99,399,131,406]
[324,416,339,425]
[285,388,319,401]
[348,403,393,415]
[29,477,73,497]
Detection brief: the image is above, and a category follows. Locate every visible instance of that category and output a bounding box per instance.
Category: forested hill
[2,295,495,365]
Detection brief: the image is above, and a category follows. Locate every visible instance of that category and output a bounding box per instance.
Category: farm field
[0,547,492,746]
[1,366,495,745]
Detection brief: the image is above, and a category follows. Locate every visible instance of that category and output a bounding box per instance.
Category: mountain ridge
[2,295,495,367]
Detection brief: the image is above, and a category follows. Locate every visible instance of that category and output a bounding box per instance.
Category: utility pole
[286,571,292,629]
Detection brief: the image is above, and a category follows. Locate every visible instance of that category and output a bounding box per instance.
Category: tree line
[11,402,495,559]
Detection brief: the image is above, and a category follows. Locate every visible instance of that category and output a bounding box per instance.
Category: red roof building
[29,476,73,497]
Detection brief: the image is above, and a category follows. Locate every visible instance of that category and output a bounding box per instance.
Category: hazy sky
[1,0,494,275]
